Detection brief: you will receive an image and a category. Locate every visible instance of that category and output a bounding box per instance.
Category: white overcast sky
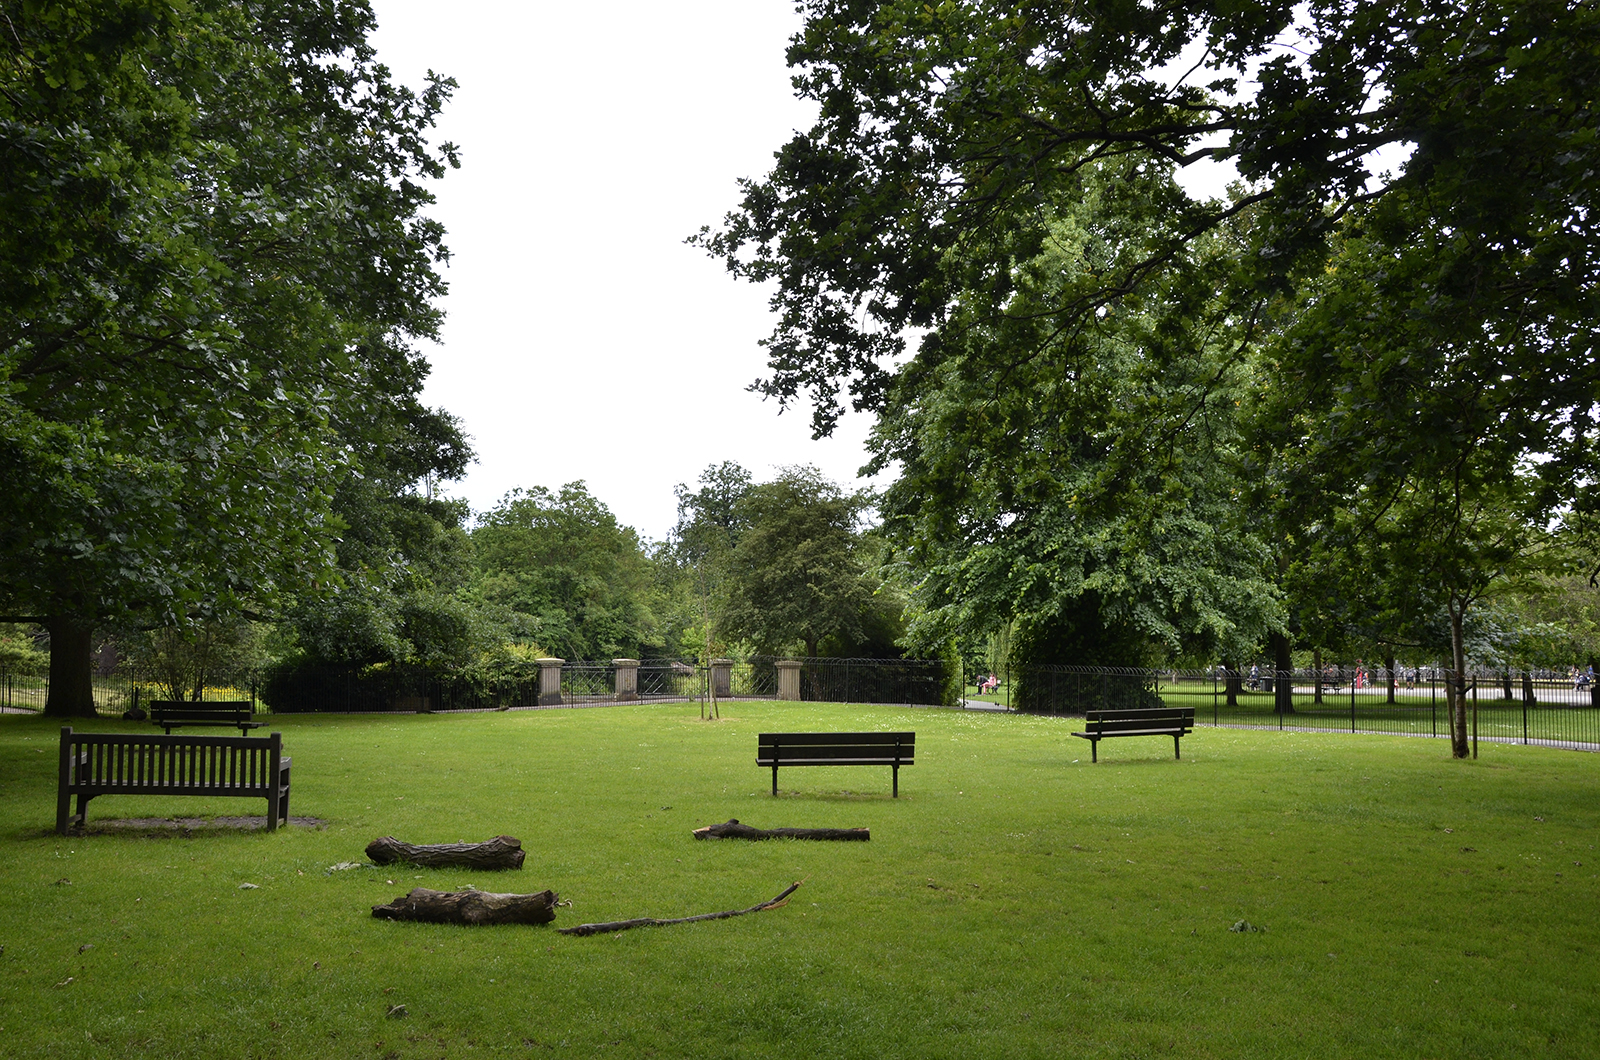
[364,2,1273,543]
[366,1,880,542]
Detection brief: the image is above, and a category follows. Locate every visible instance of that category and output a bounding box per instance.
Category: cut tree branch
[366,835,526,870]
[692,819,868,841]
[557,881,802,937]
[371,887,558,926]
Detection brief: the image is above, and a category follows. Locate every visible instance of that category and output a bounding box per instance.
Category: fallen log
[365,835,526,870]
[371,887,558,926]
[558,881,802,937]
[692,819,868,841]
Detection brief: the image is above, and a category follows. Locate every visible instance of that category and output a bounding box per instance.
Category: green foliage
[0,0,465,712]
[120,617,265,702]
[870,169,1281,668]
[699,0,1600,707]
[719,466,895,658]
[0,624,46,676]
[473,483,661,661]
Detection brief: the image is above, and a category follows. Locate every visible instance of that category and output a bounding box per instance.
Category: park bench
[757,732,914,797]
[1071,707,1194,762]
[57,726,291,834]
[149,700,263,735]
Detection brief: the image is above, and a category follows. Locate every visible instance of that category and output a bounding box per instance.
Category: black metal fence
[2,654,958,717]
[971,665,1600,750]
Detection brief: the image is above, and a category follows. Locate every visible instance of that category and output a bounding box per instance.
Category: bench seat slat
[58,727,289,833]
[758,732,915,796]
[1072,708,1196,763]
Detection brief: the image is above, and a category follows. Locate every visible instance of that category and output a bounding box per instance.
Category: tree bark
[1271,631,1294,714]
[1384,651,1396,704]
[371,887,557,925]
[557,881,801,937]
[692,819,868,841]
[1224,662,1240,707]
[1448,602,1470,759]
[366,835,526,870]
[43,616,97,718]
[1313,648,1324,704]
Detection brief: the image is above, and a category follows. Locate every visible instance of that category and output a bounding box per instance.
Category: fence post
[776,659,802,701]
[537,658,565,706]
[613,659,640,702]
[710,659,733,701]
[1212,667,1218,726]
[1350,677,1356,733]
[1431,671,1436,737]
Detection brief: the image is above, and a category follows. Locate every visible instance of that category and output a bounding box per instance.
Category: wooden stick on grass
[692,819,868,841]
[557,881,803,937]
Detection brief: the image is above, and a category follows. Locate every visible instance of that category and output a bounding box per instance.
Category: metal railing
[977,665,1600,750]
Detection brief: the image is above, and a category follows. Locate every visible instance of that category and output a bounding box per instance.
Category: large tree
[472,483,660,662]
[1,0,462,713]
[719,466,887,659]
[869,164,1281,669]
[700,0,1599,750]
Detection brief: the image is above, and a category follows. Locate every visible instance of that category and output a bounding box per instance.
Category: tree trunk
[692,819,869,841]
[1501,668,1514,702]
[1384,651,1396,704]
[1271,632,1294,714]
[365,835,526,870]
[371,887,557,925]
[1313,648,1323,704]
[1448,603,1470,759]
[1224,662,1240,707]
[43,616,97,718]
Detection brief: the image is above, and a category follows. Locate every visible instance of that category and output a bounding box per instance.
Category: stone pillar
[537,658,564,706]
[613,659,640,702]
[710,658,734,699]
[776,658,802,702]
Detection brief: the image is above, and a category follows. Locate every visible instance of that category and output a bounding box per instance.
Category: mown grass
[1,704,1597,1059]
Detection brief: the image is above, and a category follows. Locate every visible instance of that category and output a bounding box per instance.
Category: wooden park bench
[149,700,263,735]
[57,727,291,834]
[1071,707,1195,762]
[757,732,914,797]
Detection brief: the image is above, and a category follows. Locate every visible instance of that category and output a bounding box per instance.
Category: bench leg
[276,761,291,828]
[771,765,779,796]
[1091,738,1098,763]
[1174,735,1181,760]
[892,763,899,798]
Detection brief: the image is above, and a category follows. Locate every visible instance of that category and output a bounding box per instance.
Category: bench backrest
[149,700,254,723]
[758,732,915,765]
[60,727,283,793]
[1083,707,1195,734]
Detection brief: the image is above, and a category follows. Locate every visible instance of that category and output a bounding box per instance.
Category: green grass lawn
[2,704,1597,1058]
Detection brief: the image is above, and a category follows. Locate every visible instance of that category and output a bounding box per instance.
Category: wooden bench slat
[1072,708,1195,763]
[57,727,290,833]
[758,732,914,796]
[758,736,921,752]
[148,701,263,735]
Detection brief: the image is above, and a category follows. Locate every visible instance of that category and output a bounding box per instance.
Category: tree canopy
[0,0,464,713]
[698,0,1600,752]
[472,483,660,662]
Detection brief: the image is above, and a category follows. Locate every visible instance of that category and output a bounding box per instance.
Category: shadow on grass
[40,815,326,839]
